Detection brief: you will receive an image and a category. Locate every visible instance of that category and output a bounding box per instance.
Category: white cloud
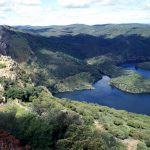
[0,0,41,7]
[0,0,150,25]
[57,0,135,8]
[57,0,106,8]
[14,0,41,5]
[0,0,42,23]
[144,0,150,8]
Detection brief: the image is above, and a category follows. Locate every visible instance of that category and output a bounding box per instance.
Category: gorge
[56,64,150,115]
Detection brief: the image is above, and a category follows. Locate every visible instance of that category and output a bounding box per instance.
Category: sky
[0,0,150,26]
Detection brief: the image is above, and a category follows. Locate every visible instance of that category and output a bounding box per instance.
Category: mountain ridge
[14,23,150,38]
[0,24,150,149]
[0,24,150,94]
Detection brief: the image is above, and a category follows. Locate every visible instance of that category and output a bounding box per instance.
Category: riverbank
[110,71,150,94]
[110,63,150,94]
[53,59,150,94]
[55,75,150,115]
[136,62,150,71]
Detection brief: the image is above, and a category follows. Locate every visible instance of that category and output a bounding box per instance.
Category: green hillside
[1,25,150,94]
[1,89,150,150]
[0,24,150,149]
[11,24,150,60]
[16,24,150,38]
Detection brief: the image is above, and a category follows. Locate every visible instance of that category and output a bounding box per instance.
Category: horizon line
[1,23,150,27]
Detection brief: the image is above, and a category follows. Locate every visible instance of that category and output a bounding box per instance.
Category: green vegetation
[0,63,6,69]
[87,55,150,94]
[1,89,150,149]
[12,24,150,62]
[0,55,149,149]
[110,71,150,93]
[16,24,150,38]
[4,86,44,102]
[5,24,150,62]
[1,25,150,94]
[55,72,96,92]
[0,25,150,149]
[9,34,32,62]
[0,77,45,102]
[21,49,102,93]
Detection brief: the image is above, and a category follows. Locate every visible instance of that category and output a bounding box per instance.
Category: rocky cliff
[0,55,21,80]
[0,26,10,55]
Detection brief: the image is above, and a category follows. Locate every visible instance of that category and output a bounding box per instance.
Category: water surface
[56,65,150,115]
[121,64,150,79]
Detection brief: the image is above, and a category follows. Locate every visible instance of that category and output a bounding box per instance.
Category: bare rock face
[0,55,21,81]
[0,26,10,55]
[0,55,30,103]
[0,84,4,93]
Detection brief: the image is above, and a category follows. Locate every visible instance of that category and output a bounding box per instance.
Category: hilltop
[15,23,150,38]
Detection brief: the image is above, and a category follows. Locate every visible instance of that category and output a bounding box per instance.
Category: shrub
[137,142,148,150]
[129,129,142,139]
[109,126,129,139]
[145,140,150,148]
[0,63,6,69]
[4,86,44,102]
[56,125,126,150]
[127,120,146,129]
[114,119,123,126]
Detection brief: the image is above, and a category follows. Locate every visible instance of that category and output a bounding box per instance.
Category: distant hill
[0,24,150,93]
[15,23,150,38]
[0,24,150,150]
[1,24,150,61]
[14,24,150,61]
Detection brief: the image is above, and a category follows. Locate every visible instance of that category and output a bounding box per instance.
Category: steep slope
[0,26,102,92]
[1,24,150,61]
[0,25,150,150]
[0,55,47,103]
[0,26,33,62]
[13,24,150,61]
[1,89,150,150]
[0,25,150,94]
[0,26,10,55]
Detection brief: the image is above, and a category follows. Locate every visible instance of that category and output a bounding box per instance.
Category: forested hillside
[0,24,150,149]
[0,24,150,93]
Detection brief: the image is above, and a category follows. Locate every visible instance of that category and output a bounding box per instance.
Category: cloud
[0,0,41,15]
[0,0,41,7]
[0,0,42,17]
[57,0,100,8]
[144,0,150,9]
[0,0,7,6]
[57,0,132,8]
[14,0,41,5]
[0,0,42,25]
[0,0,150,25]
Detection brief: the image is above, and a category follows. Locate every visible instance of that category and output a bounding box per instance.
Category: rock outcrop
[0,55,21,80]
[0,26,10,55]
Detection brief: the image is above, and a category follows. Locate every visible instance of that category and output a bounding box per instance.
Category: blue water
[121,64,150,79]
[56,65,150,115]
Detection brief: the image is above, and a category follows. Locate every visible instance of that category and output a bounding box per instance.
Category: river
[56,64,150,115]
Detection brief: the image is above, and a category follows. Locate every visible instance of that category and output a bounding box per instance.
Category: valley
[0,24,150,150]
[56,64,150,115]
